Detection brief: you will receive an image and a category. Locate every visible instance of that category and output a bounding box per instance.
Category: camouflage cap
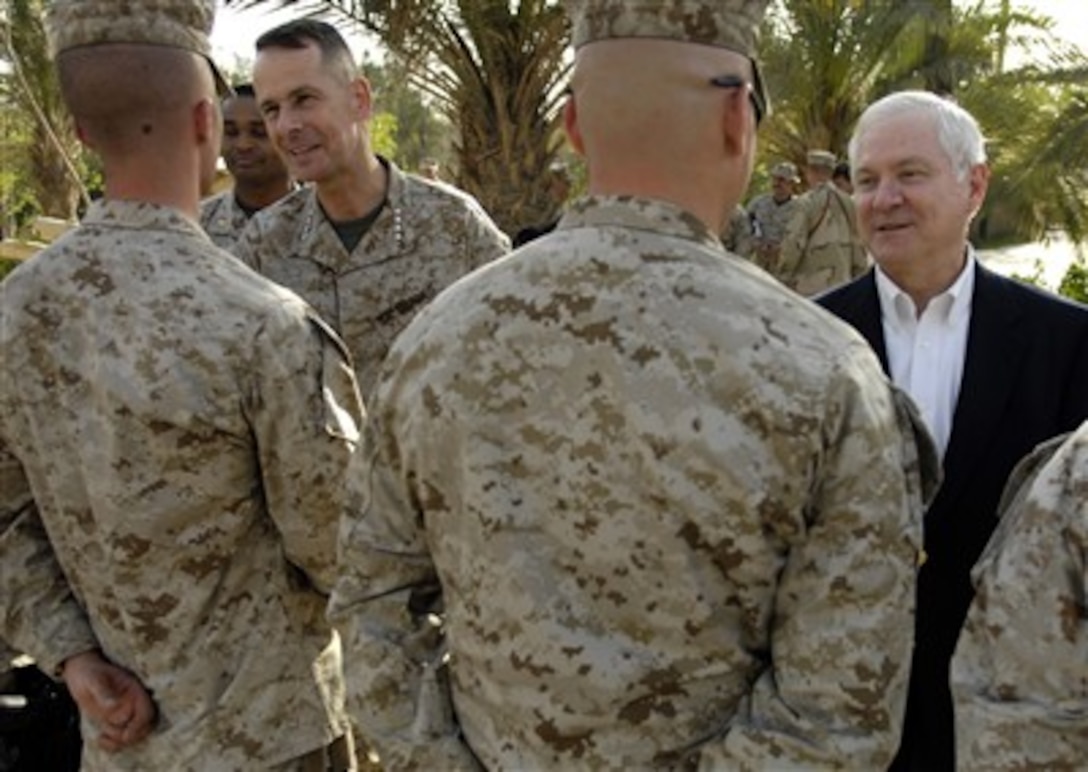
[806,149,838,169]
[771,161,799,181]
[46,0,231,95]
[567,0,770,57]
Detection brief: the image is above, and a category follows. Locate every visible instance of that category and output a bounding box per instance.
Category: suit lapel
[833,272,889,372]
[938,264,1027,503]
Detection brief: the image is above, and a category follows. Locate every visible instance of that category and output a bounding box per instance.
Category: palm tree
[758,0,924,171]
[757,0,1087,245]
[227,0,571,235]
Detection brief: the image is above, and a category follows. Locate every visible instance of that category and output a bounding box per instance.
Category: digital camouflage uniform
[0,200,364,771]
[330,195,939,771]
[233,159,510,397]
[777,181,868,295]
[199,189,251,251]
[951,421,1088,770]
[719,204,754,258]
[746,191,798,273]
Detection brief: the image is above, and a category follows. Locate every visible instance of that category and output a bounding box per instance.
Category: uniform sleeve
[775,194,813,287]
[0,439,99,676]
[328,404,481,771]
[951,427,1088,771]
[461,199,510,271]
[723,207,755,258]
[245,308,365,594]
[230,214,263,271]
[698,350,933,770]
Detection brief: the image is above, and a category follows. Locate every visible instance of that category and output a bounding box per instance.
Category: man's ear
[720,87,753,160]
[967,162,990,215]
[352,77,373,122]
[193,97,219,146]
[563,95,585,156]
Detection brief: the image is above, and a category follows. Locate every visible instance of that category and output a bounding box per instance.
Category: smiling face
[221,92,288,188]
[852,111,988,281]
[771,173,792,202]
[253,42,369,187]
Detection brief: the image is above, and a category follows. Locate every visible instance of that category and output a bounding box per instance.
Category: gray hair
[849,90,987,181]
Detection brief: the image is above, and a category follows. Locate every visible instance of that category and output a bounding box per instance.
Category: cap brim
[206,57,233,98]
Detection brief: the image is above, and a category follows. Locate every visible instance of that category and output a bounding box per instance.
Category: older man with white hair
[819,90,1088,772]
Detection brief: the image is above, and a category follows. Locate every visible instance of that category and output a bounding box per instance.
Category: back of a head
[849,90,986,180]
[256,18,357,85]
[58,46,212,155]
[565,0,770,218]
[47,0,223,157]
[805,150,836,184]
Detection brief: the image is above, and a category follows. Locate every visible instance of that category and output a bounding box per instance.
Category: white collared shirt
[875,251,976,457]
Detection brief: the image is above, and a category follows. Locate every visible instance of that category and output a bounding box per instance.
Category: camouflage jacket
[0,200,364,770]
[745,192,799,272]
[951,421,1088,770]
[777,182,868,296]
[198,188,250,252]
[330,195,938,771]
[233,158,510,398]
[719,204,754,259]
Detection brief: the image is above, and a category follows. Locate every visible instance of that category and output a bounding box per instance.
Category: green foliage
[757,0,1088,248]
[0,259,20,282]
[362,58,454,173]
[369,111,399,160]
[1057,258,1088,303]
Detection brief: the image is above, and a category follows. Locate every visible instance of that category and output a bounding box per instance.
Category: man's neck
[316,155,387,223]
[104,164,200,222]
[882,247,970,316]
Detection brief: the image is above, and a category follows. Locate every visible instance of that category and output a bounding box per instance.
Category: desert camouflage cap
[47,0,231,95]
[771,161,799,181]
[567,0,770,57]
[807,149,838,169]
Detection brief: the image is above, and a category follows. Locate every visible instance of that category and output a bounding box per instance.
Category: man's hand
[61,650,157,752]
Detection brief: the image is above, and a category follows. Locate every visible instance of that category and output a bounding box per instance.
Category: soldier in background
[200,83,294,251]
[236,19,509,397]
[418,157,442,181]
[329,0,936,768]
[833,161,853,193]
[720,203,754,257]
[746,160,800,273]
[0,1,363,768]
[951,422,1088,770]
[778,149,868,295]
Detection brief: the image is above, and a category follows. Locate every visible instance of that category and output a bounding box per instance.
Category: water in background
[976,231,1084,291]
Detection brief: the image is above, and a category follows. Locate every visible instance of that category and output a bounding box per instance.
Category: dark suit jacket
[818,263,1088,771]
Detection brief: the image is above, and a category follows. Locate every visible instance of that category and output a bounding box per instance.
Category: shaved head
[567,38,757,229]
[58,44,215,154]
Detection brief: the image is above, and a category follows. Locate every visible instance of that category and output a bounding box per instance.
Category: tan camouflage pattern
[746,191,799,272]
[199,189,252,252]
[951,421,1088,771]
[47,0,216,56]
[0,199,364,770]
[719,204,754,258]
[568,0,770,56]
[234,159,509,398]
[46,0,230,95]
[330,195,937,770]
[777,181,869,296]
